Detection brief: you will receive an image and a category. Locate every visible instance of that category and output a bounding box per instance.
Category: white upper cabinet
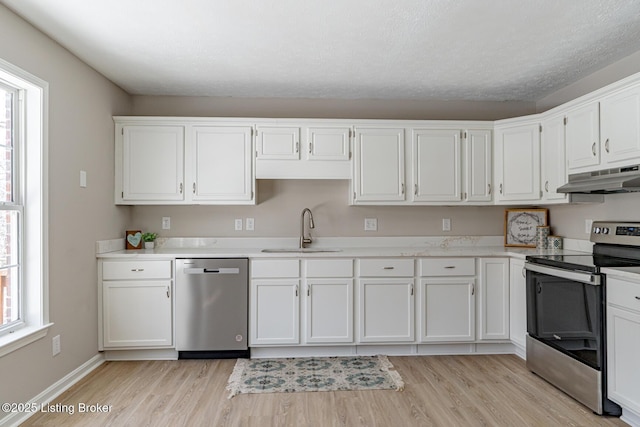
[600,84,640,167]
[540,114,567,202]
[120,125,185,202]
[255,124,352,179]
[188,126,254,202]
[494,121,541,203]
[412,129,462,202]
[307,126,351,161]
[115,118,255,205]
[353,127,406,203]
[256,126,300,160]
[464,130,493,202]
[565,102,600,172]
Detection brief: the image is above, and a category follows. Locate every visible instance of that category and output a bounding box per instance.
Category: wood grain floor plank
[20,355,626,427]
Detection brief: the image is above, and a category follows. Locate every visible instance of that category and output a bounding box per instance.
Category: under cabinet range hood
[557,165,640,194]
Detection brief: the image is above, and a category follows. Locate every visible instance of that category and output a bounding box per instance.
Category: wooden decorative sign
[125,230,143,250]
[504,209,549,247]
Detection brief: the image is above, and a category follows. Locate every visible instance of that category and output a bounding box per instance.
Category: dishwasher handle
[183,267,241,275]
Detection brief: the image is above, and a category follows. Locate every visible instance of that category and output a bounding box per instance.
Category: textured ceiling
[2,0,640,101]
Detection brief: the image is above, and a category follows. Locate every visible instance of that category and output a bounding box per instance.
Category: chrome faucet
[300,208,315,248]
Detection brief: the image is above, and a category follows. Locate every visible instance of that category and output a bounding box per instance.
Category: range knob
[603,227,610,234]
[594,227,601,234]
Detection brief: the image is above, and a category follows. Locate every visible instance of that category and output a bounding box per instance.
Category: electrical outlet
[80,170,87,188]
[246,218,254,231]
[162,217,171,230]
[52,335,61,356]
[364,218,377,231]
[586,219,593,234]
[234,218,243,231]
[442,218,451,232]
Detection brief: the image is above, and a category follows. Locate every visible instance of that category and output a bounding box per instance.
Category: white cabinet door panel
[566,103,600,172]
[494,123,540,202]
[353,128,405,202]
[420,279,475,342]
[465,130,492,202]
[305,279,353,343]
[607,305,640,412]
[601,85,640,167]
[478,258,510,340]
[413,129,461,202]
[358,279,414,342]
[307,127,351,161]
[541,115,567,202]
[250,280,300,345]
[509,259,527,351]
[257,126,300,159]
[122,125,184,201]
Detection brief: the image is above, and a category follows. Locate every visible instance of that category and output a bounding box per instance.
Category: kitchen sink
[261,248,343,253]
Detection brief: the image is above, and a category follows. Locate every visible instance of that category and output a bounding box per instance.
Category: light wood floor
[21,354,625,426]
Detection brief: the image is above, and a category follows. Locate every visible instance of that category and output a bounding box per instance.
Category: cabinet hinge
[464,131,467,139]
[539,124,542,133]
[121,191,124,198]
[121,128,124,135]
[353,191,356,201]
[564,117,568,126]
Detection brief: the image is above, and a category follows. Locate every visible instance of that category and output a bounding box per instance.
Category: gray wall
[0,4,131,411]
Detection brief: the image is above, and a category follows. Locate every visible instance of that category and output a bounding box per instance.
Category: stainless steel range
[524,221,640,416]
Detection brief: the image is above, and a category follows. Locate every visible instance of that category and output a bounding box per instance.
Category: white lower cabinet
[99,260,173,350]
[305,278,353,343]
[250,279,300,345]
[606,276,640,416]
[358,278,415,343]
[418,258,476,342]
[477,258,510,340]
[509,258,527,353]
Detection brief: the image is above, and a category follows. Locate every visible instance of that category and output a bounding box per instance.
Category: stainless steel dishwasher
[175,258,249,358]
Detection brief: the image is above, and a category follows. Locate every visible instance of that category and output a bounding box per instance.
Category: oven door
[525,262,603,370]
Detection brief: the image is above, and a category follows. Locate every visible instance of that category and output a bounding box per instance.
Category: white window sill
[0,323,54,358]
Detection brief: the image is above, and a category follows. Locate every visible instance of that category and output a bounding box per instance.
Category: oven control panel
[591,221,640,244]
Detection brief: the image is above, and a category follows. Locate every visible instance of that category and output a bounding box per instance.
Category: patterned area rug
[226,355,404,398]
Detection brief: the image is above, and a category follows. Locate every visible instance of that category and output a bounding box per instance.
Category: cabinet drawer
[102,260,172,280]
[358,259,414,277]
[419,258,475,277]
[306,259,353,277]
[608,277,640,312]
[251,259,300,278]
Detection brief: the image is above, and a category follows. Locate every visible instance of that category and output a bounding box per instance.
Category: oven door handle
[524,262,601,286]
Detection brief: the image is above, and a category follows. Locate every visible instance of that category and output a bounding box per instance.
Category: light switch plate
[364,218,377,231]
[246,218,254,231]
[234,219,243,231]
[585,219,593,234]
[80,170,87,188]
[442,218,451,232]
[162,217,171,230]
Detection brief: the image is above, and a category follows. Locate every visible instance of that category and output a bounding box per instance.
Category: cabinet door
[121,125,184,201]
[412,129,461,202]
[601,85,640,167]
[607,304,640,412]
[250,279,300,345]
[307,126,351,161]
[256,126,300,160]
[465,130,492,202]
[566,102,600,172]
[509,259,527,353]
[353,128,405,202]
[358,279,414,342]
[420,278,475,342]
[305,279,353,343]
[494,123,540,202]
[478,258,510,340]
[541,115,567,202]
[102,281,172,348]
[189,126,254,202]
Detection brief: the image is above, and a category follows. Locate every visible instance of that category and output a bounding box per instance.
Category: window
[0,58,49,357]
[0,82,20,331]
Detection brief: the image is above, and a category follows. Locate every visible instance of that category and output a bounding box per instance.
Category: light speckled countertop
[96,236,590,260]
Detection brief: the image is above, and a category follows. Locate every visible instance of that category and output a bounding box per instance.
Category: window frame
[0,57,51,357]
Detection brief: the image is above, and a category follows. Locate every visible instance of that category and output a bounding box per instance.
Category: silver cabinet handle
[295,285,299,297]
[401,183,405,194]
[130,268,145,272]
[545,181,549,192]
[592,142,597,156]
[499,183,503,194]
[307,285,311,297]
[179,183,183,194]
[488,184,492,195]
[414,184,418,196]
[605,138,610,153]
[193,182,196,194]
[410,284,414,296]
[444,266,455,269]
[471,284,475,296]
[383,266,395,270]
[309,141,313,154]
[166,286,170,298]
[635,296,640,300]
[522,267,526,278]
[295,141,299,153]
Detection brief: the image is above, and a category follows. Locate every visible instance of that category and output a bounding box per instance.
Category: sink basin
[261,248,343,253]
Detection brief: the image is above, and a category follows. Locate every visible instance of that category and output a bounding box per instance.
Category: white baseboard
[621,407,640,427]
[1,353,105,427]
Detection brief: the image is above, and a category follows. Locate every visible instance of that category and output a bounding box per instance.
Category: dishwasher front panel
[176,258,248,354]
